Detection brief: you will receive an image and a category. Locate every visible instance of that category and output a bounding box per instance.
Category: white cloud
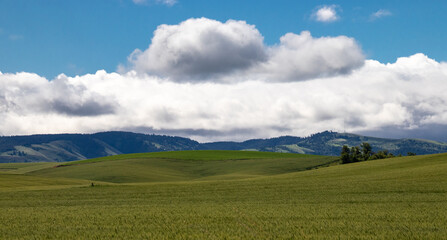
[129,18,364,82]
[1,18,446,142]
[157,0,176,6]
[370,9,392,20]
[132,0,177,6]
[313,5,339,23]
[256,31,364,81]
[1,54,447,142]
[129,18,266,82]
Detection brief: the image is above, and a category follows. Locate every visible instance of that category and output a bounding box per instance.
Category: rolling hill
[27,151,338,183]
[1,130,447,162]
[0,151,446,238]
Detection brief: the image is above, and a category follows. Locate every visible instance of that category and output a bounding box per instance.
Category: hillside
[28,151,337,183]
[1,130,447,162]
[0,132,199,163]
[201,131,447,155]
[0,151,446,238]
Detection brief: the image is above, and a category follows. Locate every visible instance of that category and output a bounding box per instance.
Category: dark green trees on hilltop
[340,142,406,164]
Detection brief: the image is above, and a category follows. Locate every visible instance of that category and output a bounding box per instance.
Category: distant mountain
[1,131,447,163]
[201,131,447,156]
[0,132,199,163]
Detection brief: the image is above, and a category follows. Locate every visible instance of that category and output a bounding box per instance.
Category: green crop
[0,151,446,239]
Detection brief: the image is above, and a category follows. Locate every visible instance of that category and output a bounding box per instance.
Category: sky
[1,0,447,142]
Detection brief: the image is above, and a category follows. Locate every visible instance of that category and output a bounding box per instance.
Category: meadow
[0,151,446,239]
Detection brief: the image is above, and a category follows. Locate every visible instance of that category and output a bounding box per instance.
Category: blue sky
[1,0,446,78]
[1,0,447,142]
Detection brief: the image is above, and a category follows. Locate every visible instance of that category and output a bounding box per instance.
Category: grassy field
[0,151,446,239]
[0,162,59,174]
[29,150,337,183]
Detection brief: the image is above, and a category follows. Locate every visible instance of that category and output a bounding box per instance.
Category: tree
[340,142,394,164]
[407,152,416,156]
[340,145,351,164]
[360,142,372,161]
[350,146,361,162]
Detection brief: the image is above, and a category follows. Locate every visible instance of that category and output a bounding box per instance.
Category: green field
[29,150,337,183]
[0,150,446,239]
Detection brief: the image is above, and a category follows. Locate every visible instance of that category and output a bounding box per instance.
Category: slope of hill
[0,151,446,238]
[28,151,337,183]
[1,130,447,162]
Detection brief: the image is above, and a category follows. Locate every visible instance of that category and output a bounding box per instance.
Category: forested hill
[201,131,447,156]
[1,131,447,163]
[0,132,199,163]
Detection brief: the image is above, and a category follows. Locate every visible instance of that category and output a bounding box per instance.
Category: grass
[0,174,93,192]
[0,151,446,239]
[29,150,337,183]
[0,162,59,174]
[59,150,322,165]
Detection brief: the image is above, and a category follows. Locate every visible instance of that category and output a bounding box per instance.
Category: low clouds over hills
[1,18,447,142]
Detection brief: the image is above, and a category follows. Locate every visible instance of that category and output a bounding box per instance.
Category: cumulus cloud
[312,5,339,22]
[256,31,364,81]
[370,9,392,20]
[129,18,266,81]
[2,54,447,142]
[129,18,364,82]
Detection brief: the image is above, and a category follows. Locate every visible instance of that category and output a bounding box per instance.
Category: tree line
[340,142,416,164]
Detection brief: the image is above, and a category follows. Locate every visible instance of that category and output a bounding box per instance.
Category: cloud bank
[1,18,447,142]
[2,53,447,142]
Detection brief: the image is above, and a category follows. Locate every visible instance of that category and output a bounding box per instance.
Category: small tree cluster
[340,142,397,164]
[368,150,396,160]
